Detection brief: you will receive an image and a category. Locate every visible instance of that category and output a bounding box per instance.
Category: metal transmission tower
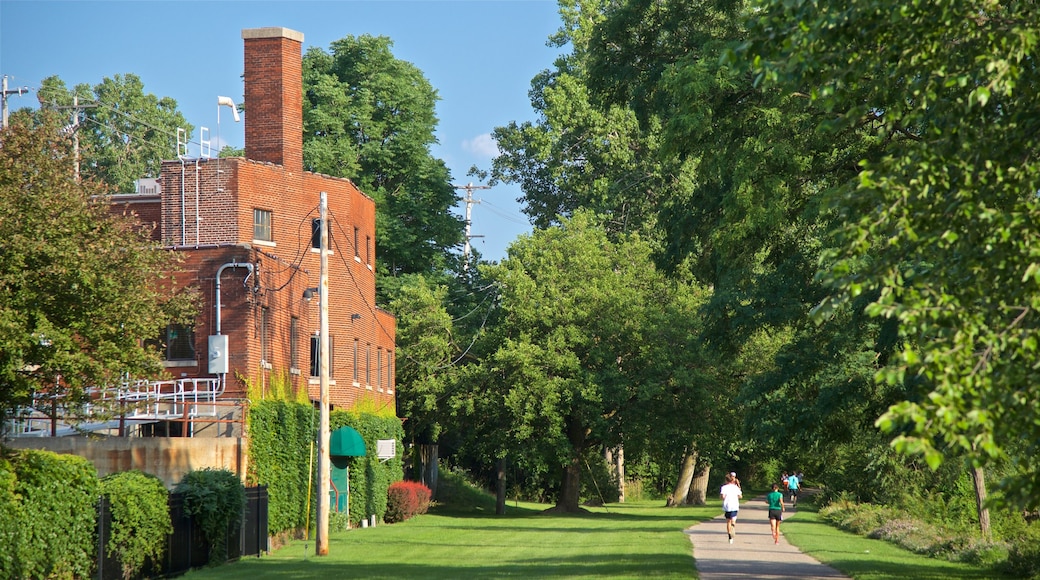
[454,182,491,268]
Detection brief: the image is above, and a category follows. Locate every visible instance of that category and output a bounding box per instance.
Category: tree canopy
[0,114,194,424]
[302,34,466,283]
[746,0,1040,507]
[34,74,192,193]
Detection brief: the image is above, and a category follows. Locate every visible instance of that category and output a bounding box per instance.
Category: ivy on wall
[246,399,404,533]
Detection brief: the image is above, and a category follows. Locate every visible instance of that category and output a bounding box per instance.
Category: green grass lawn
[782,499,1013,580]
[180,494,1012,579]
[182,500,716,579]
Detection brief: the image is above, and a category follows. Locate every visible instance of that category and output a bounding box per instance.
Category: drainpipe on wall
[214,261,254,336]
[211,261,254,393]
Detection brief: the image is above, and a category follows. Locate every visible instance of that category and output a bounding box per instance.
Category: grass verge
[782,499,1015,580]
[182,500,717,579]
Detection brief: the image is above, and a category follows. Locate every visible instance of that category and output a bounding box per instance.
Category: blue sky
[1,0,565,261]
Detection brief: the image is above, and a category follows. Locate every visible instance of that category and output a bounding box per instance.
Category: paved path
[684,496,850,580]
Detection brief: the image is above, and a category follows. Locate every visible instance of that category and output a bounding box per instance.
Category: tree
[576,0,911,496]
[34,75,192,193]
[490,1,674,238]
[749,0,1040,510]
[479,211,688,511]
[302,35,465,284]
[0,113,194,425]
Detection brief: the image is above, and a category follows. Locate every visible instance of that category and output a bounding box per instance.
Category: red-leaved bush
[385,480,432,523]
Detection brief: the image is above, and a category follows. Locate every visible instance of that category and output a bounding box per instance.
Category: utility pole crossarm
[453,182,492,268]
[2,75,31,129]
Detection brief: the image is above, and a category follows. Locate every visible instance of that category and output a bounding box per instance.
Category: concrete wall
[6,436,248,489]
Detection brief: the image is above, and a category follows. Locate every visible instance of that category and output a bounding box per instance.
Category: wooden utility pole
[453,182,490,268]
[2,75,30,129]
[316,191,331,556]
[50,99,96,182]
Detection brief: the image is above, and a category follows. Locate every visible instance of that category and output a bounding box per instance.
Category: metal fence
[95,485,268,579]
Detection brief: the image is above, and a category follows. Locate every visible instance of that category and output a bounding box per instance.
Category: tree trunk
[557,459,582,512]
[971,465,991,540]
[615,445,626,503]
[419,444,439,498]
[667,449,697,507]
[686,462,710,505]
[496,457,507,515]
[555,417,586,512]
[604,445,626,503]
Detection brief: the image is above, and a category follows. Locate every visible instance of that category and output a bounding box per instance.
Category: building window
[259,307,270,367]
[311,219,332,250]
[254,208,272,241]
[290,317,299,371]
[377,348,383,388]
[151,323,196,361]
[310,335,319,377]
[366,235,371,264]
[387,356,393,390]
[309,334,334,378]
[353,226,360,259]
[353,339,359,383]
[366,343,372,386]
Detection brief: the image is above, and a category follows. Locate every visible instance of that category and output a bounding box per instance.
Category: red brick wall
[107,194,161,241]
[158,158,240,247]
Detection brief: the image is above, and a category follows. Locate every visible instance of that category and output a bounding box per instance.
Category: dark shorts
[724,510,738,520]
[789,488,799,496]
[769,509,783,521]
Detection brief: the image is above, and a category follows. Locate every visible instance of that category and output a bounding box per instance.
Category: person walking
[787,471,800,505]
[720,473,743,544]
[767,483,785,544]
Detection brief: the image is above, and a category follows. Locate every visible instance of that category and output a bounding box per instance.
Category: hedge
[3,448,98,579]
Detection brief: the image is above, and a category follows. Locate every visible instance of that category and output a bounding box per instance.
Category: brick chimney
[242,27,304,172]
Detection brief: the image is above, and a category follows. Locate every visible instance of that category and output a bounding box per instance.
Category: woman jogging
[767,483,785,544]
[720,473,743,544]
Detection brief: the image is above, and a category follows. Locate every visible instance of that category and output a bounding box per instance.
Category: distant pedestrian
[781,471,789,490]
[767,483,785,544]
[787,471,800,505]
[720,473,743,544]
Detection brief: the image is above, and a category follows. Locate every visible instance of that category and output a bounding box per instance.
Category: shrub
[1002,523,1040,579]
[11,448,98,579]
[385,481,432,523]
[0,455,26,579]
[175,468,245,566]
[100,470,172,580]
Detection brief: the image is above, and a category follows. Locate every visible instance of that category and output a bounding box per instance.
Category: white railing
[4,377,227,437]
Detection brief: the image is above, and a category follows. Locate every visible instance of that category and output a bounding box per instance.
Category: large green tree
[576,0,905,491]
[748,0,1040,508]
[34,74,192,193]
[302,35,465,283]
[490,1,674,238]
[0,114,194,425]
[478,211,698,511]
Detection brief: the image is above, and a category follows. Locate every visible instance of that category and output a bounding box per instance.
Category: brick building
[113,27,396,415]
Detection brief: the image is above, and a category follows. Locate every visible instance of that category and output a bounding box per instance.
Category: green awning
[330,426,366,457]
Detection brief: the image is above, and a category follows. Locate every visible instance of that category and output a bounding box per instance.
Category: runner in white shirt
[720,472,743,544]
